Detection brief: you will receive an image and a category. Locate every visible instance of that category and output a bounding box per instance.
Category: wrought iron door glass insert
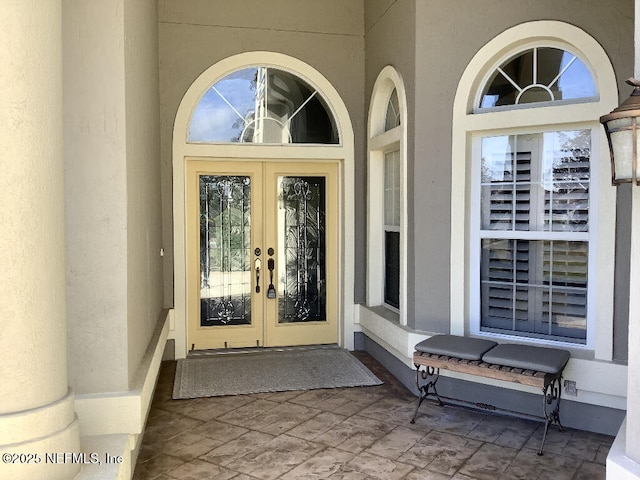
[200,175,251,326]
[278,176,326,323]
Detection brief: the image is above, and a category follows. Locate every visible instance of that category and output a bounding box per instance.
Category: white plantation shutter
[481,239,530,328]
[480,239,512,325]
[514,155,533,230]
[481,239,532,332]
[544,149,590,232]
[541,240,588,339]
[482,153,533,230]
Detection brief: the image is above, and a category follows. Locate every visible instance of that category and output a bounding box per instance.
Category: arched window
[367,68,407,323]
[385,89,401,130]
[451,22,618,353]
[479,47,597,109]
[188,67,339,144]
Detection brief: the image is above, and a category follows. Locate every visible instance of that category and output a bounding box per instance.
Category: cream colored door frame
[171,52,355,359]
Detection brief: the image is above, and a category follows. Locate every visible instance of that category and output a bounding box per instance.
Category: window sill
[363,305,400,325]
[358,304,436,362]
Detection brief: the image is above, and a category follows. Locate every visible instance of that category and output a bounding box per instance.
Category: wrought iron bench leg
[538,375,563,456]
[410,365,443,423]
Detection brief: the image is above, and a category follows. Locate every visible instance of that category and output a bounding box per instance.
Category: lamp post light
[600,78,640,185]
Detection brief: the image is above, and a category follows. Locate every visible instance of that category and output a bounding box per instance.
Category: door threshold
[187,343,340,357]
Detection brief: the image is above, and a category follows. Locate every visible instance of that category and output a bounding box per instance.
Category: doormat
[172,345,383,399]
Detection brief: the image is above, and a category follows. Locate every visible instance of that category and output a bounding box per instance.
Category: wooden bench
[410,335,570,455]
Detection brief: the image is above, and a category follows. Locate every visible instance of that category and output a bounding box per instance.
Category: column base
[0,389,81,480]
[607,418,640,480]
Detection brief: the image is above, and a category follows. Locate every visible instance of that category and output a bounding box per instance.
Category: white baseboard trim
[74,312,169,479]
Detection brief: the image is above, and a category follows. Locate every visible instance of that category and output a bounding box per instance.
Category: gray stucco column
[626,0,640,465]
[0,1,80,479]
[628,187,640,464]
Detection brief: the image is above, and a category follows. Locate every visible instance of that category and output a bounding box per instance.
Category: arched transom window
[188,67,339,144]
[385,89,401,131]
[479,47,597,110]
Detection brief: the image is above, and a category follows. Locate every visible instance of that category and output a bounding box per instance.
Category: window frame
[367,67,408,322]
[451,21,618,358]
[469,125,598,345]
[383,148,401,310]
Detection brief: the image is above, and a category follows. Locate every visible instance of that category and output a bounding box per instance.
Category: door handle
[255,258,262,293]
[267,258,276,299]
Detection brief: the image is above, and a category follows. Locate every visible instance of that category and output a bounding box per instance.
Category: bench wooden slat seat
[411,334,570,456]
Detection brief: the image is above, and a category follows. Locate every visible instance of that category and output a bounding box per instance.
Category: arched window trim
[187,64,342,146]
[451,21,618,359]
[172,52,356,359]
[367,66,408,325]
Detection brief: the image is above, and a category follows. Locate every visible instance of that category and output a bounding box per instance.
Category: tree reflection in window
[189,67,339,144]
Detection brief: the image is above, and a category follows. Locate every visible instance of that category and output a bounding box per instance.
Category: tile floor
[133,351,613,480]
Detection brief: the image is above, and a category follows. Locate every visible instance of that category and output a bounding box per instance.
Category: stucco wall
[63,0,164,394]
[63,0,129,394]
[158,0,367,308]
[160,0,633,356]
[124,0,164,387]
[364,0,417,327]
[405,0,633,337]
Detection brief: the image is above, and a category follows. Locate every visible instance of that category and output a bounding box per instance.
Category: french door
[186,160,338,350]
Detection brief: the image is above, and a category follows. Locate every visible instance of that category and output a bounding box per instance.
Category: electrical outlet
[564,380,577,396]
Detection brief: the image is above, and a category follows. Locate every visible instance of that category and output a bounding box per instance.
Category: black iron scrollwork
[410,365,444,424]
[538,376,564,456]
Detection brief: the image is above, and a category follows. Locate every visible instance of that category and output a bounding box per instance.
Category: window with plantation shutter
[457,25,618,354]
[478,130,589,343]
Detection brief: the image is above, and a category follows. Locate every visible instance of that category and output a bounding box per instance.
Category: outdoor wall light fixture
[600,78,640,185]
